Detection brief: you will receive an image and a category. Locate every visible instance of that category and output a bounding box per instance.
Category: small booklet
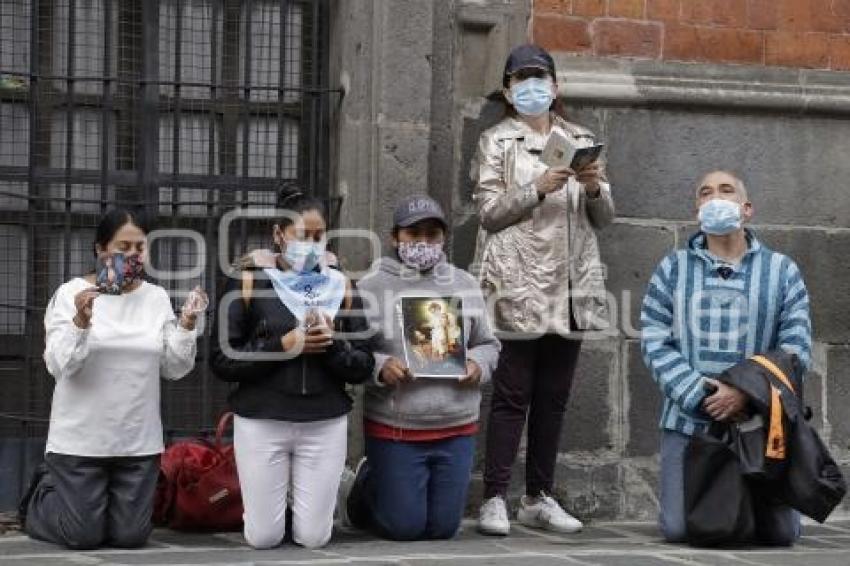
[541,130,604,171]
[400,296,467,379]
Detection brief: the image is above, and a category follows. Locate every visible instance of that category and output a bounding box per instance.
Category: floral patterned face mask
[95,252,145,294]
[397,241,443,272]
[122,253,145,286]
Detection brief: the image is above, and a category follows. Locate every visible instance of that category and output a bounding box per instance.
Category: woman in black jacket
[210,192,374,549]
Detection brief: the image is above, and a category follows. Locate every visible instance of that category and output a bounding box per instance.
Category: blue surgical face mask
[698,198,742,235]
[284,240,325,273]
[509,77,554,117]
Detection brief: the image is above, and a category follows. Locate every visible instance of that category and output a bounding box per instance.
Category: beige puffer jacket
[470,114,614,336]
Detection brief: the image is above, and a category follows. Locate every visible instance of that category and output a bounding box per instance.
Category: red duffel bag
[153,412,243,531]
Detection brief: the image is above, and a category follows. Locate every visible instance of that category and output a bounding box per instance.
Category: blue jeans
[660,429,801,545]
[357,435,475,541]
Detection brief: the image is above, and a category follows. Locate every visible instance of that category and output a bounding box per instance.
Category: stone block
[456,106,504,208]
[675,224,699,249]
[608,0,645,19]
[664,23,764,65]
[562,344,617,453]
[335,119,384,272]
[553,460,621,519]
[776,0,839,34]
[830,35,850,72]
[766,31,830,69]
[560,105,607,138]
[836,461,850,517]
[680,0,748,28]
[533,14,592,54]
[605,109,850,229]
[573,0,605,18]
[448,213,479,271]
[622,458,661,520]
[464,472,485,516]
[748,0,779,30]
[536,0,572,14]
[474,383,493,470]
[626,340,662,457]
[755,227,850,344]
[598,222,676,337]
[332,0,375,120]
[647,0,680,21]
[592,19,662,59]
[826,345,850,449]
[378,0,434,124]
[376,127,431,236]
[346,387,366,465]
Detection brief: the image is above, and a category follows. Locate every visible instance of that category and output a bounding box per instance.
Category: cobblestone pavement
[2,518,850,565]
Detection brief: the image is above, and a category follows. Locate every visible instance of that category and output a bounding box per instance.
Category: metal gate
[0,0,335,508]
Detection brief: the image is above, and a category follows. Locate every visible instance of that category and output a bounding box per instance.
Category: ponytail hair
[276,182,327,228]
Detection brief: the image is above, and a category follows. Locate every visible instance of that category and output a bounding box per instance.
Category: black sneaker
[17,462,48,528]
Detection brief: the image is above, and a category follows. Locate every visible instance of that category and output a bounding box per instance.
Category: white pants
[233,414,347,549]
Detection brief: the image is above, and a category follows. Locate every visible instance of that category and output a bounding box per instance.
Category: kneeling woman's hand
[73,287,100,328]
[281,316,334,355]
[178,286,209,331]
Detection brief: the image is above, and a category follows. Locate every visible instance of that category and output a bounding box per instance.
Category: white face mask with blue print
[509,77,554,117]
[283,240,325,273]
[698,199,742,235]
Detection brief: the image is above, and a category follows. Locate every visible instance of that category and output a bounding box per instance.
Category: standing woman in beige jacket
[472,45,615,536]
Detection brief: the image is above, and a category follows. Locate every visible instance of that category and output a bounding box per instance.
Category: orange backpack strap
[343,277,353,311]
[751,355,795,460]
[751,355,796,394]
[765,386,786,459]
[241,270,254,308]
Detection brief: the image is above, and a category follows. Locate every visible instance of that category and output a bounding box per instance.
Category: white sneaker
[477,496,510,535]
[517,492,582,533]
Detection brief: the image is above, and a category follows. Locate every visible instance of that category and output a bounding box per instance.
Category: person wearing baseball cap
[472,44,616,536]
[337,194,501,542]
[502,43,556,86]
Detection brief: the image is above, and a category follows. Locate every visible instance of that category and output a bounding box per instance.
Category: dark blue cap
[503,44,556,87]
[393,195,447,229]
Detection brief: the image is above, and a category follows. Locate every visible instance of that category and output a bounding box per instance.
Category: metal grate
[0,0,335,453]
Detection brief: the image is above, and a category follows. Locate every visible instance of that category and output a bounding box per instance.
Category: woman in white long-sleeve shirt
[19,208,206,550]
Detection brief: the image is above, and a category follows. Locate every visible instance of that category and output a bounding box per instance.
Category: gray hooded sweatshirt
[356,256,501,430]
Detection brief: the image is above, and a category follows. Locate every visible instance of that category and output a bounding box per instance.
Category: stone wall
[331,0,850,521]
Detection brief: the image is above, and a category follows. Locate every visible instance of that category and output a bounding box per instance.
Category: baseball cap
[393,195,447,229]
[502,44,556,87]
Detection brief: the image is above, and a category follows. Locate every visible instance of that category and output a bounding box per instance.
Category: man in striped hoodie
[640,170,812,544]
